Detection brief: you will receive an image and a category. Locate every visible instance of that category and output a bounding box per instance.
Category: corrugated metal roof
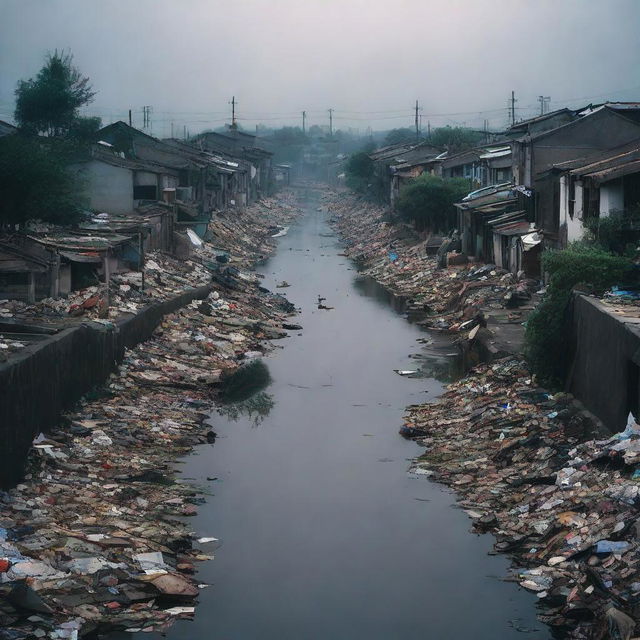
[479,147,511,159]
[492,219,530,236]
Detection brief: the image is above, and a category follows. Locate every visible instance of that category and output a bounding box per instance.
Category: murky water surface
[125,191,546,639]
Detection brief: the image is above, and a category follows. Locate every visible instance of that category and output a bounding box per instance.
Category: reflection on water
[216,391,275,426]
[217,359,272,402]
[352,274,408,314]
[402,354,462,384]
[353,276,463,383]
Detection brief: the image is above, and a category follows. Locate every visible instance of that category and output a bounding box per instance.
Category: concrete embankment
[0,285,212,488]
[0,194,301,639]
[568,293,640,433]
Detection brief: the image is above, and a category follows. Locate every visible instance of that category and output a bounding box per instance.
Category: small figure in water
[317,295,333,310]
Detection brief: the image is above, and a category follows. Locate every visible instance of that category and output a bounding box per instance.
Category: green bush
[396,175,470,232]
[583,206,640,256]
[218,360,272,403]
[525,244,631,387]
[344,151,374,194]
[0,135,87,227]
[428,126,484,153]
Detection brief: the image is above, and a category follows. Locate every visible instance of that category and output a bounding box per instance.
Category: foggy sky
[1,0,640,137]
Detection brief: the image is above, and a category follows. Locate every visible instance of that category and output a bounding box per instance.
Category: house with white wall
[73,144,179,214]
[555,143,640,245]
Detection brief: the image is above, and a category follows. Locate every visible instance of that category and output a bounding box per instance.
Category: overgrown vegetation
[15,50,99,141]
[396,175,470,232]
[0,134,86,227]
[428,126,484,153]
[268,126,309,164]
[525,244,631,387]
[382,125,484,152]
[344,151,375,194]
[2,51,97,228]
[384,128,417,146]
[218,360,272,403]
[583,206,640,256]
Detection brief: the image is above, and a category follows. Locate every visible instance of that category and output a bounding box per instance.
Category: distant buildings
[368,102,640,277]
[0,121,276,303]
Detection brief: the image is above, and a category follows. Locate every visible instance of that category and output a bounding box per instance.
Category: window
[133,185,157,200]
[568,178,575,218]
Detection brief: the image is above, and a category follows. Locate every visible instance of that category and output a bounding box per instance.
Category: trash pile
[402,356,640,639]
[324,191,538,335]
[0,196,301,638]
[0,194,300,326]
[0,336,28,361]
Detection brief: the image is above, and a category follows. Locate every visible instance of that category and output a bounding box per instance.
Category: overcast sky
[2,0,640,137]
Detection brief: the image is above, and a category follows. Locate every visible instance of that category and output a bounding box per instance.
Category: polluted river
[121,189,546,640]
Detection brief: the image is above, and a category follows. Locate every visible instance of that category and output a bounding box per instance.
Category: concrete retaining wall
[568,294,640,433]
[0,286,211,488]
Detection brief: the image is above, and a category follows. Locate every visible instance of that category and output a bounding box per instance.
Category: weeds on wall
[525,244,631,388]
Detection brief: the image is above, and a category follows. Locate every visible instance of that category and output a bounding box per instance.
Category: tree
[0,135,86,227]
[269,126,309,163]
[344,151,374,193]
[428,126,484,153]
[396,175,470,232]
[384,127,417,146]
[15,51,96,137]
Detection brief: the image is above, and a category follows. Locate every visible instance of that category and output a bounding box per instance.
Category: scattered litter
[0,194,302,638]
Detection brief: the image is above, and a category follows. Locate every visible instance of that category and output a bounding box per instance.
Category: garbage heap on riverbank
[324,190,538,339]
[403,356,640,639]
[0,196,301,638]
[0,194,299,357]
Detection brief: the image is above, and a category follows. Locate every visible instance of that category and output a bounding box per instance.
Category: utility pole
[415,100,420,140]
[230,96,237,129]
[142,106,152,130]
[183,125,187,141]
[128,109,132,127]
[538,95,550,115]
[427,120,431,139]
[171,122,174,138]
[510,91,517,126]
[328,108,333,136]
[302,110,306,134]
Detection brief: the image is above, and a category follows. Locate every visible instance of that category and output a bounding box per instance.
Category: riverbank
[323,188,640,638]
[115,188,545,640]
[404,358,640,639]
[0,194,302,638]
[325,189,538,359]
